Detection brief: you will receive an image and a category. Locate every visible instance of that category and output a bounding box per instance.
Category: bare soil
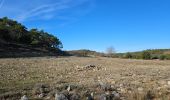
[1,57,170,99]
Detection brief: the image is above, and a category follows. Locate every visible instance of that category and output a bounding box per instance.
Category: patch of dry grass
[1,57,170,99]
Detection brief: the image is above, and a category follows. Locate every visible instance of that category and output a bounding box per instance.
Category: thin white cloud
[0,0,94,22]
[16,1,71,21]
[0,0,95,29]
[0,0,4,9]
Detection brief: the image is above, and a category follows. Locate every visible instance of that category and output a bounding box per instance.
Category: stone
[86,92,94,100]
[70,93,81,100]
[83,64,97,70]
[167,81,170,85]
[112,91,120,99]
[33,83,48,95]
[55,93,68,100]
[99,82,112,91]
[38,93,45,98]
[111,81,116,85]
[99,94,107,100]
[158,80,166,85]
[21,95,28,100]
[120,88,126,93]
[67,85,71,92]
[138,87,143,92]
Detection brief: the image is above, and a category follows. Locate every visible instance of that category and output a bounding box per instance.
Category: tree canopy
[0,17,62,49]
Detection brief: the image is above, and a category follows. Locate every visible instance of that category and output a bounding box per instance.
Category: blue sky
[0,0,170,53]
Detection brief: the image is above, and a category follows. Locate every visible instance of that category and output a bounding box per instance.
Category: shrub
[151,55,159,59]
[159,55,166,60]
[165,54,170,60]
[124,52,133,58]
[142,51,151,60]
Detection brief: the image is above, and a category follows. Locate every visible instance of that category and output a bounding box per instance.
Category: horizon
[0,0,170,53]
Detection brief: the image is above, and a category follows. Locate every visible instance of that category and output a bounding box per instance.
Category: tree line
[0,17,62,49]
[122,49,170,60]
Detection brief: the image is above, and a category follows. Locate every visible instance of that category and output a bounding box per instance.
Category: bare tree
[106,46,116,57]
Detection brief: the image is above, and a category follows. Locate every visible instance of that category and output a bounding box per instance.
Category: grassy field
[1,57,170,99]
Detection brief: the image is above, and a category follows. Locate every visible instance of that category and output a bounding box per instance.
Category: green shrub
[124,52,133,58]
[159,55,166,60]
[151,55,159,59]
[165,54,170,60]
[142,51,151,60]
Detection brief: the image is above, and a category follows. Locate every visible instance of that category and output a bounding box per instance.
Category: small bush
[142,51,151,60]
[166,54,170,60]
[151,55,159,59]
[159,55,166,60]
[124,52,133,58]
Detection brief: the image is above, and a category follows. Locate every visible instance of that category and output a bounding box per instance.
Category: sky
[0,0,170,53]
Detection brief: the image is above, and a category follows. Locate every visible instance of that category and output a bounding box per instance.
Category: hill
[0,42,69,58]
[0,17,66,57]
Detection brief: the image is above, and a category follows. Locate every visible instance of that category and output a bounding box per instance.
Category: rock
[112,91,120,99]
[138,87,144,92]
[0,92,21,100]
[86,93,94,100]
[77,64,101,71]
[99,92,116,100]
[55,93,68,100]
[167,81,170,85]
[38,93,45,98]
[111,81,116,85]
[45,96,52,100]
[61,90,69,97]
[67,85,71,92]
[158,80,166,85]
[120,88,126,93]
[33,83,48,95]
[119,84,124,87]
[99,82,112,91]
[58,84,78,92]
[21,95,28,100]
[99,94,107,100]
[145,90,155,100]
[70,93,81,100]
[84,90,94,100]
[40,87,45,94]
[84,64,96,69]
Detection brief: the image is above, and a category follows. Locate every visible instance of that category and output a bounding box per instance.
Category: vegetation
[68,49,105,57]
[141,51,151,60]
[117,49,170,60]
[0,17,62,49]
[124,52,133,58]
[68,49,170,60]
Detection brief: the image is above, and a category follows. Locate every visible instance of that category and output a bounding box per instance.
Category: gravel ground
[1,57,170,100]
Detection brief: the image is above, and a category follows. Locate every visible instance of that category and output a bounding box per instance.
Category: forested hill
[0,17,67,57]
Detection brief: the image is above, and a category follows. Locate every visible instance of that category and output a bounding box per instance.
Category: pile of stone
[77,64,101,71]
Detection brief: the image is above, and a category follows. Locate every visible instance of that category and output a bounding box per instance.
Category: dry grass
[1,57,170,99]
